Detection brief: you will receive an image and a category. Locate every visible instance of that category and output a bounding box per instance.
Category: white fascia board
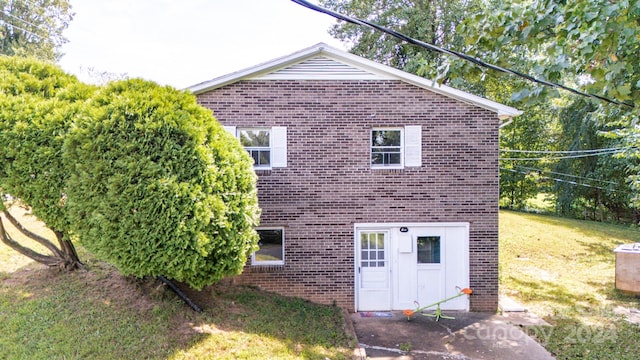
[187,43,522,120]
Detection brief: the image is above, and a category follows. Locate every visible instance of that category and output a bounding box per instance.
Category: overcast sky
[58,0,346,89]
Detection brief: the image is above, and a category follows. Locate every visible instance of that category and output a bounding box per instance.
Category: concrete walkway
[350,311,555,359]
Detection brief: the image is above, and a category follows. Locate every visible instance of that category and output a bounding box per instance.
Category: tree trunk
[0,210,82,270]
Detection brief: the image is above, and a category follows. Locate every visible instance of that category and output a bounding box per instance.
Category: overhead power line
[0,19,44,40]
[511,165,618,185]
[291,0,634,109]
[499,148,627,161]
[1,10,50,34]
[500,146,633,154]
[500,167,614,191]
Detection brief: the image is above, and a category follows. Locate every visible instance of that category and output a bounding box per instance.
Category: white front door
[356,230,390,311]
[393,227,447,310]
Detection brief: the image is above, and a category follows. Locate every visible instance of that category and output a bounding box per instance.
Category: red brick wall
[196,80,500,312]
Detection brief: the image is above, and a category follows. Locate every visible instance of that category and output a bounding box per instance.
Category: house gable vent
[255,56,391,80]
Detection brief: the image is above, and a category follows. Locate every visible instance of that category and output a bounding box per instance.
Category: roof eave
[187,44,328,94]
[187,43,523,120]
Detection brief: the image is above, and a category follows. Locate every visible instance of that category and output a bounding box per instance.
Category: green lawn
[0,209,355,360]
[500,210,640,359]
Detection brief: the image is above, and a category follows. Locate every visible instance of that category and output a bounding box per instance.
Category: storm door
[356,230,391,310]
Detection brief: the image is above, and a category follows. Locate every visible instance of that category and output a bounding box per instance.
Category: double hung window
[371,129,403,167]
[239,129,271,168]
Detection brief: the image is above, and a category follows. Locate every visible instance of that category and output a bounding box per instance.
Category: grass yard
[500,210,640,359]
[0,208,355,360]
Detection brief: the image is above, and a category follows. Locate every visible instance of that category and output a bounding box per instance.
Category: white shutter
[223,125,236,136]
[404,125,422,167]
[271,126,287,168]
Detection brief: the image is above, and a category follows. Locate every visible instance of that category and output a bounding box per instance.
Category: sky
[58,0,346,89]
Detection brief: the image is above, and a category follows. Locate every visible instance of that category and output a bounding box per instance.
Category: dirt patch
[1,261,163,313]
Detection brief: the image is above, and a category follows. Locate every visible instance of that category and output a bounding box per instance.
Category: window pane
[361,235,369,250]
[254,229,283,263]
[372,130,401,146]
[239,130,270,147]
[361,251,368,260]
[371,153,383,165]
[417,236,440,264]
[249,150,260,165]
[258,150,270,166]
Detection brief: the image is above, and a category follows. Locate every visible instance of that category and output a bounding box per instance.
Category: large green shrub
[0,56,93,230]
[63,79,260,289]
[0,57,94,268]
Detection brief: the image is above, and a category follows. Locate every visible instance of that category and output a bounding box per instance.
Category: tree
[63,79,261,289]
[0,56,93,269]
[320,0,481,80]
[0,0,73,61]
[459,0,640,107]
[499,101,558,209]
[553,98,638,221]
[458,0,640,206]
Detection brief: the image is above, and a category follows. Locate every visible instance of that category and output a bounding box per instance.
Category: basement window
[252,228,284,265]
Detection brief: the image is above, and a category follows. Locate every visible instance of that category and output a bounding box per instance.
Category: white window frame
[223,126,287,169]
[371,127,404,169]
[237,128,272,169]
[251,227,285,266]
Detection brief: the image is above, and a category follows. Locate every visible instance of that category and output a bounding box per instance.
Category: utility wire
[499,148,626,161]
[291,0,635,109]
[500,146,633,154]
[0,19,44,40]
[0,10,49,34]
[511,165,618,185]
[500,167,613,191]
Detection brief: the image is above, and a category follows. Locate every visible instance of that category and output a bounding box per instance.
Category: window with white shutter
[224,126,287,169]
[370,126,422,169]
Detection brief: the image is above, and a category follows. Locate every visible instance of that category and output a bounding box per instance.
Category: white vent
[256,56,390,80]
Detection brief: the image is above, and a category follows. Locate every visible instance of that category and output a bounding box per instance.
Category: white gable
[257,56,390,80]
[188,43,522,120]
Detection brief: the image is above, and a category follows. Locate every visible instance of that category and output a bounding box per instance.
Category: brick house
[190,43,521,312]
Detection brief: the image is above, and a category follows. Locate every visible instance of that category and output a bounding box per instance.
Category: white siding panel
[271,126,287,168]
[404,125,422,167]
[258,57,390,80]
